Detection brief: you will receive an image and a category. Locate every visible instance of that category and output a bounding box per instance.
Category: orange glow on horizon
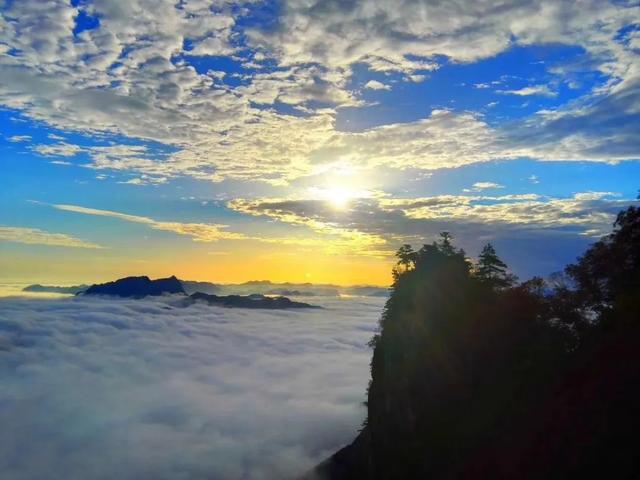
[0,247,394,287]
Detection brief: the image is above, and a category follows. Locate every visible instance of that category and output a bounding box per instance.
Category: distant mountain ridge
[22,284,88,294]
[187,292,319,309]
[79,275,321,309]
[181,280,388,297]
[83,276,185,297]
[24,278,389,298]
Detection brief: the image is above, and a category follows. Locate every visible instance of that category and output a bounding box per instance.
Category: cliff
[310,206,640,480]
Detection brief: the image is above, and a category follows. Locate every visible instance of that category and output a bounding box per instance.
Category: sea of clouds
[0,294,385,480]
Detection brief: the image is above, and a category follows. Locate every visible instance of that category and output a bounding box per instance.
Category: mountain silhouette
[83,275,185,297]
[187,292,320,309]
[81,275,322,309]
[23,284,88,294]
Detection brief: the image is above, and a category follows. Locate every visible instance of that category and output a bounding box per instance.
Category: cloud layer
[229,192,639,276]
[1,0,638,185]
[0,294,384,480]
[0,226,104,249]
[230,192,634,240]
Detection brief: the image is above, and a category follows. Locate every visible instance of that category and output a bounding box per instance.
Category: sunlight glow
[311,186,371,210]
[326,187,355,209]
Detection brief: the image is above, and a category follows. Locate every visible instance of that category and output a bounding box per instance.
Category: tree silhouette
[395,244,416,271]
[476,243,516,288]
[437,231,456,256]
[566,205,640,321]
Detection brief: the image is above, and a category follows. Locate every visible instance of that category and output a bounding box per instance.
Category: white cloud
[50,203,248,242]
[363,80,391,91]
[8,134,31,142]
[469,182,504,191]
[34,142,84,157]
[498,85,557,97]
[317,109,509,171]
[0,226,104,249]
[0,294,384,480]
[249,0,638,76]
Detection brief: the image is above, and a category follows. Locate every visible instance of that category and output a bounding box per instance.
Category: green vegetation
[313,204,640,479]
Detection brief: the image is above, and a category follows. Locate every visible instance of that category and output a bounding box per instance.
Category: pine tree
[476,243,516,288]
[438,231,456,256]
[396,244,416,271]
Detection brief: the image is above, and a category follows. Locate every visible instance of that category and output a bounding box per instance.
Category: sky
[1,0,639,286]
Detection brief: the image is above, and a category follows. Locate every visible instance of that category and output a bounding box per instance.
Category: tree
[437,231,456,256]
[566,205,640,320]
[395,244,416,271]
[476,243,516,288]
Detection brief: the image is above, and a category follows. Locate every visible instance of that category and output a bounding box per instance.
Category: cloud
[119,175,168,186]
[468,182,505,191]
[378,192,627,234]
[506,80,640,162]
[231,192,632,237]
[45,202,387,256]
[0,226,104,249]
[317,109,510,171]
[228,198,390,257]
[249,0,637,75]
[49,203,248,243]
[8,134,31,142]
[34,142,84,157]
[498,85,557,97]
[363,80,391,91]
[0,294,384,480]
[227,192,638,276]
[0,0,637,186]
[31,109,505,182]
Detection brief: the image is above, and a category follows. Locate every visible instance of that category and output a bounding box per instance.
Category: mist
[0,294,384,480]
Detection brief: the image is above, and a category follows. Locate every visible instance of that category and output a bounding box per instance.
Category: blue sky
[1,0,639,285]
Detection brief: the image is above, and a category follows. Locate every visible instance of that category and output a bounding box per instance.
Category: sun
[310,185,371,210]
[325,187,354,209]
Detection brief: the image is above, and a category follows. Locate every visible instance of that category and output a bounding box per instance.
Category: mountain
[179,279,384,297]
[309,205,640,480]
[187,292,320,309]
[344,286,389,297]
[180,280,222,295]
[83,276,185,297]
[23,284,88,294]
[81,275,320,308]
[24,278,388,298]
